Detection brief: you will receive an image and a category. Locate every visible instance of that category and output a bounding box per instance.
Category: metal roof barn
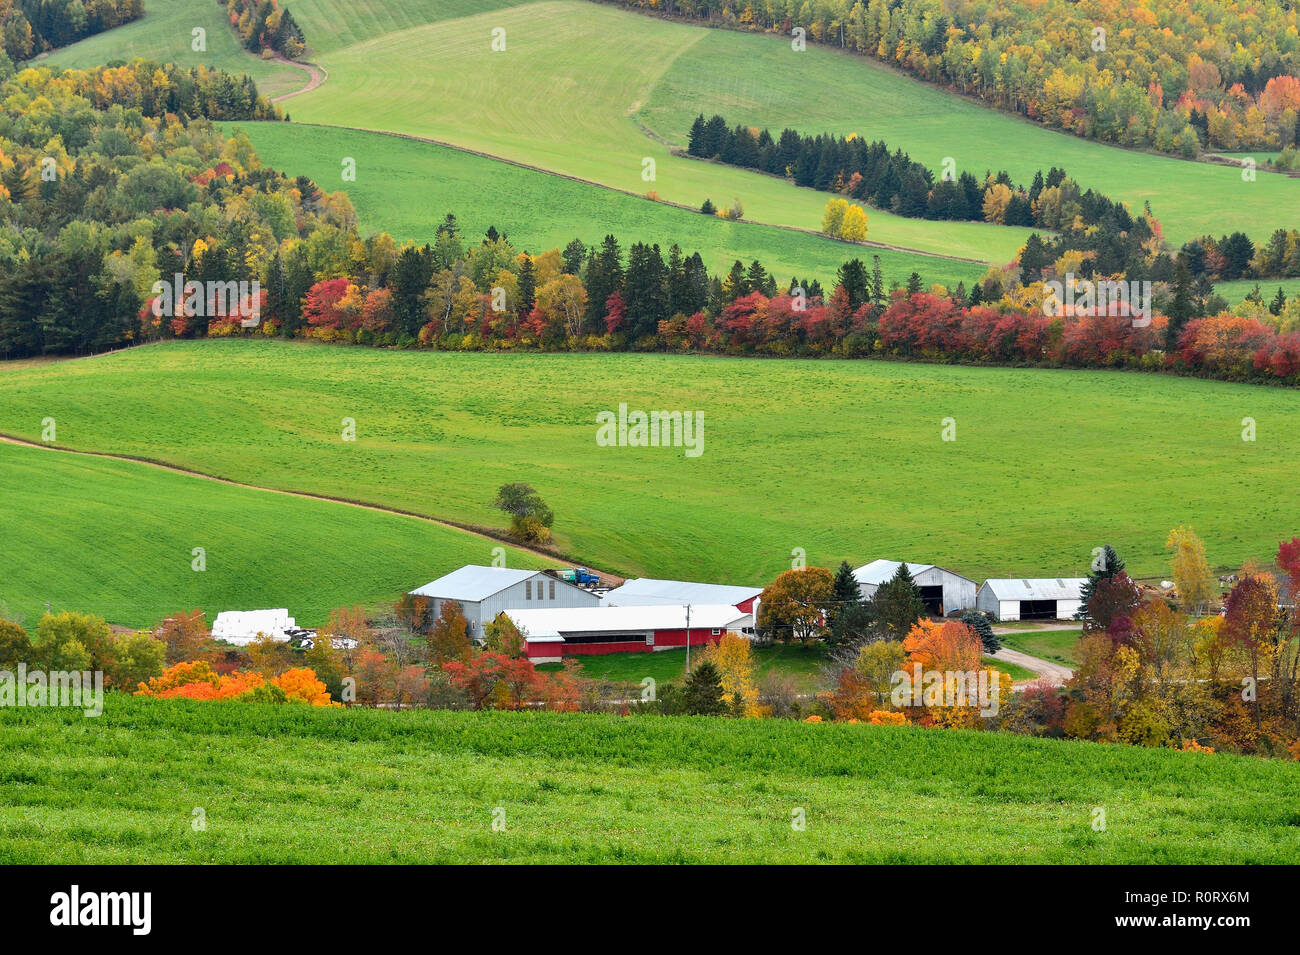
[411,564,601,640]
[977,578,1088,622]
[602,577,763,613]
[852,560,978,616]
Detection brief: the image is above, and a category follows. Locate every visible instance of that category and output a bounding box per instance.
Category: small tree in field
[493,482,554,543]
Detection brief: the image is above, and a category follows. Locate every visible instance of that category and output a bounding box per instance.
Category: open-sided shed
[853,560,977,616]
[976,578,1087,621]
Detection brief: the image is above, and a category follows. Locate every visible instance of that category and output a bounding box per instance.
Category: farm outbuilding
[976,578,1087,621]
[410,565,601,640]
[602,577,763,617]
[853,560,977,616]
[504,604,754,663]
[210,609,314,646]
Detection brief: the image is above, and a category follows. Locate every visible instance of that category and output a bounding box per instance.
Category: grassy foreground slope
[234,122,986,288]
[0,439,545,628]
[3,340,1297,585]
[2,698,1297,863]
[37,0,303,98]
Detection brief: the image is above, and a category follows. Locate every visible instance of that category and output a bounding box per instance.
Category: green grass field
[1216,278,1300,306]
[0,438,546,629]
[232,122,986,289]
[999,630,1085,667]
[3,340,1297,621]
[2,696,1297,863]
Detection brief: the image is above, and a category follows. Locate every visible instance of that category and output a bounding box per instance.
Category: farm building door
[920,585,944,615]
[1019,599,1058,620]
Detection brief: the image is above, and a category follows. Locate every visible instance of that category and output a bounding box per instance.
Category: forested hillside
[611,0,1300,155]
[2,0,142,60]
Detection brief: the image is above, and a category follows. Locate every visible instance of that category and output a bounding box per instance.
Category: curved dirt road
[990,645,1074,687]
[271,58,327,102]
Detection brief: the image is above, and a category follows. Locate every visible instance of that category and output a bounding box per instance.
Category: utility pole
[684,603,692,672]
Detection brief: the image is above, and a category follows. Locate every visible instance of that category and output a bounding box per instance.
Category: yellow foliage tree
[1166,525,1214,614]
[699,632,764,717]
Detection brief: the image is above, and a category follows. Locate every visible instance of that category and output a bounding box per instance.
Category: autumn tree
[699,632,761,716]
[903,619,983,673]
[1222,571,1280,729]
[156,608,209,664]
[106,632,166,690]
[854,639,907,705]
[1166,525,1214,614]
[1084,572,1143,638]
[324,605,371,672]
[758,566,834,643]
[1077,544,1125,621]
[0,620,30,668]
[427,600,473,665]
[32,611,114,672]
[484,612,526,658]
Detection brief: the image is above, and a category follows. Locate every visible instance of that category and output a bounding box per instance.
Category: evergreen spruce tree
[871,563,926,640]
[958,610,1000,653]
[836,258,869,310]
[561,238,586,275]
[517,254,536,317]
[1077,545,1125,620]
[687,113,708,156]
[683,661,727,715]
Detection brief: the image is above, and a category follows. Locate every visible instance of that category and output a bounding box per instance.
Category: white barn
[410,565,601,640]
[853,560,977,616]
[976,578,1087,621]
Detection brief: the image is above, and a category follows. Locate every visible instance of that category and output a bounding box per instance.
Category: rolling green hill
[0,437,546,628]
[273,0,1299,247]
[233,121,986,289]
[3,341,1297,600]
[2,697,1297,863]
